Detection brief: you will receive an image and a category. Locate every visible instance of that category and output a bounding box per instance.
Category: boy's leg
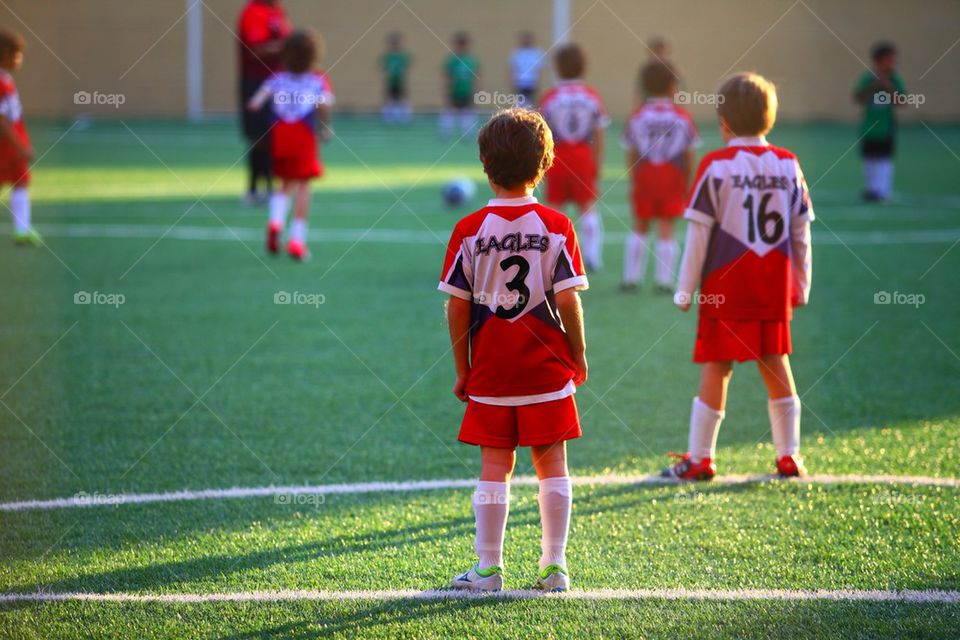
[690,361,733,462]
[622,219,648,285]
[475,446,515,569]
[268,182,291,230]
[289,182,310,243]
[654,218,678,289]
[439,107,456,139]
[578,202,603,270]
[531,443,571,571]
[10,187,31,234]
[758,354,801,460]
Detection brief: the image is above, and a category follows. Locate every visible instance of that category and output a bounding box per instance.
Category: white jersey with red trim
[686,137,814,320]
[622,97,699,165]
[438,196,588,402]
[262,70,334,124]
[0,70,24,126]
[539,81,608,145]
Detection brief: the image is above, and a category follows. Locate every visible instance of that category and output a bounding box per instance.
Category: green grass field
[1,116,959,638]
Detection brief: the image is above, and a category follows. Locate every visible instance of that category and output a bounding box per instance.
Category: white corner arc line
[0,587,957,604]
[2,473,958,513]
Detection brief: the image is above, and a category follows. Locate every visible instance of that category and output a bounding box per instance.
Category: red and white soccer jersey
[623,97,699,219]
[262,70,334,180]
[539,81,608,207]
[438,196,589,402]
[687,136,815,322]
[0,70,30,187]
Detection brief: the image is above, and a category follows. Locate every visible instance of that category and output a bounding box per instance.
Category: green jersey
[855,70,906,140]
[445,54,479,102]
[382,51,410,86]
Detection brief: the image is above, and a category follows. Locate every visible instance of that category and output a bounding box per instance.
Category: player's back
[539,81,606,146]
[624,98,698,167]
[439,197,588,397]
[265,71,333,124]
[689,140,813,320]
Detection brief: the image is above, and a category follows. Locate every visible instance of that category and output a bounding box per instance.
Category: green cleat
[535,563,569,592]
[450,563,503,592]
[13,228,43,247]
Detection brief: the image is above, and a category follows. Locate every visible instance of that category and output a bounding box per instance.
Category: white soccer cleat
[450,563,503,592]
[535,564,569,592]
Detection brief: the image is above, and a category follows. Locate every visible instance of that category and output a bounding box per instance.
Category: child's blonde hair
[717,72,777,136]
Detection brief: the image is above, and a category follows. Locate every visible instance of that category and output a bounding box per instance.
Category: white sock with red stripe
[579,208,602,268]
[473,481,509,569]
[538,476,572,570]
[269,193,290,230]
[655,239,678,287]
[289,218,307,244]
[10,188,30,234]
[688,396,724,463]
[622,231,647,284]
[769,395,801,458]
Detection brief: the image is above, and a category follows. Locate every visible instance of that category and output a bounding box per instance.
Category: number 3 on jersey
[495,255,530,320]
[743,192,784,245]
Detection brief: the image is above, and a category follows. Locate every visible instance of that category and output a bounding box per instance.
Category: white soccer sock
[655,238,678,287]
[538,476,572,570]
[473,481,510,569]
[579,209,602,268]
[863,159,878,194]
[10,187,30,234]
[269,192,290,228]
[688,396,724,462]
[439,109,456,138]
[768,395,801,458]
[622,231,647,284]
[290,218,307,243]
[877,159,894,199]
[459,109,477,135]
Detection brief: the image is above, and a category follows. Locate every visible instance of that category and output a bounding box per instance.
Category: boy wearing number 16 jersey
[440,108,588,592]
[664,73,814,481]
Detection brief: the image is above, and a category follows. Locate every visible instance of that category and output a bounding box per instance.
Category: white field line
[1,587,958,604]
[2,223,960,246]
[2,473,958,513]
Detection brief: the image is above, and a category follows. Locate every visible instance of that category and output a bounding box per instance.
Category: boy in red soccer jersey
[664,73,813,481]
[0,30,40,246]
[439,108,589,592]
[248,30,333,261]
[621,60,699,293]
[539,44,608,272]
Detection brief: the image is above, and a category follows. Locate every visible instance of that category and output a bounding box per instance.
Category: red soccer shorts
[458,395,582,448]
[631,162,686,220]
[545,143,597,208]
[693,317,792,363]
[271,120,322,180]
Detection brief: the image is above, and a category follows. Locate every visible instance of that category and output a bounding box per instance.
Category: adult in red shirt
[238,0,291,204]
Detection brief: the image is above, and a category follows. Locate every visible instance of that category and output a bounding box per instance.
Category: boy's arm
[0,116,31,160]
[592,125,604,173]
[681,147,695,185]
[790,217,813,307]
[246,83,272,111]
[555,289,588,385]
[446,296,472,401]
[626,147,639,172]
[317,104,333,142]
[674,220,711,311]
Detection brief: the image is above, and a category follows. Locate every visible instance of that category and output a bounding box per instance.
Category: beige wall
[3,0,958,121]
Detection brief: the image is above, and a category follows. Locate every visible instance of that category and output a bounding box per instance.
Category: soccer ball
[442,177,477,208]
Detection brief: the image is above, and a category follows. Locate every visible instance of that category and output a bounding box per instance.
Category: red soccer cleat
[776,454,807,478]
[266,222,281,255]
[661,452,716,481]
[287,239,309,262]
